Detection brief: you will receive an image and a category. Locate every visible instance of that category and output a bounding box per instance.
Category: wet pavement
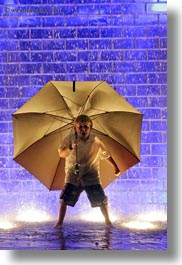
[0,221,167,250]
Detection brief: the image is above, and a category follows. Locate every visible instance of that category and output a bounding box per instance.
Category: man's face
[75,122,92,141]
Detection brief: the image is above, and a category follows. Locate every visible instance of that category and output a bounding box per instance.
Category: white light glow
[0,220,15,230]
[137,212,167,222]
[122,221,156,230]
[121,212,167,231]
[79,208,117,223]
[16,207,51,223]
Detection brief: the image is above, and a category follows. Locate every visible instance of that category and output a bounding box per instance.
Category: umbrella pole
[74,131,79,175]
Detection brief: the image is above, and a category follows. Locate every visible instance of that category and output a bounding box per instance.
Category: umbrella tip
[73,81,76,92]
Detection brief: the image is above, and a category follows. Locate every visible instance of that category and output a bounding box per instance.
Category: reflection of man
[55,115,120,228]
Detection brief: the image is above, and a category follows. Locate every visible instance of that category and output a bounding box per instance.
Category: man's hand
[71,139,78,149]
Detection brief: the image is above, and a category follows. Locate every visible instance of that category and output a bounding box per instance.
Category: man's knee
[60,199,67,208]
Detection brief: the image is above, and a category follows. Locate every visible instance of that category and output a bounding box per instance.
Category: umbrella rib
[45,123,73,137]
[44,113,73,123]
[92,128,109,137]
[50,81,75,120]
[56,95,81,108]
[89,112,109,120]
[42,118,73,137]
[43,118,56,137]
[49,158,63,191]
[92,128,140,162]
[90,110,142,120]
[13,112,73,123]
[78,80,106,115]
[13,123,74,160]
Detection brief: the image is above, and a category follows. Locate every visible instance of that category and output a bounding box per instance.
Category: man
[55,115,120,228]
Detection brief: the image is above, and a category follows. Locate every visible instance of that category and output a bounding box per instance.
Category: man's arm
[97,137,120,176]
[106,156,120,176]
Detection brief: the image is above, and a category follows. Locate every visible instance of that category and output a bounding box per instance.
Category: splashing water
[16,206,52,223]
[0,207,167,250]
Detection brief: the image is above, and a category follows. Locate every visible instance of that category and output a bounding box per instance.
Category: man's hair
[74,115,93,128]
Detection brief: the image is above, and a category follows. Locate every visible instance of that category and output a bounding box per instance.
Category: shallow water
[0,221,167,250]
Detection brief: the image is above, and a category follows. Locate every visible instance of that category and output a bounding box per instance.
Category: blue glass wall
[0,0,167,220]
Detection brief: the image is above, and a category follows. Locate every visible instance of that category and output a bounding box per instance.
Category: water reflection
[0,221,167,250]
[56,222,112,250]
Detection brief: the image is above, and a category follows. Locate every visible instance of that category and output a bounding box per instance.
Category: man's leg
[55,183,82,228]
[55,200,67,228]
[85,184,112,225]
[100,203,112,225]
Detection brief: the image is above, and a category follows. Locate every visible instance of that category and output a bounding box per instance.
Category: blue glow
[0,0,167,235]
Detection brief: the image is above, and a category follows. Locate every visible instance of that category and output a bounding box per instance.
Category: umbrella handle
[74,131,79,175]
[74,163,79,175]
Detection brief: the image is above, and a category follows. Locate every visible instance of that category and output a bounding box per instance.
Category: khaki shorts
[60,183,108,207]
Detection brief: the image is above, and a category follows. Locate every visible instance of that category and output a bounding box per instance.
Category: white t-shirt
[58,133,110,186]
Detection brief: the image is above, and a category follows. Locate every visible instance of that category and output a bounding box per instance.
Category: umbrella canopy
[13,81,143,190]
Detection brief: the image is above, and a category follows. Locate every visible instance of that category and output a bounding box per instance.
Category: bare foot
[54,222,63,229]
[105,219,112,226]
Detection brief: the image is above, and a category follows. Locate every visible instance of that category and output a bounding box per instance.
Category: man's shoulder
[63,133,74,140]
[90,134,101,144]
[61,134,73,145]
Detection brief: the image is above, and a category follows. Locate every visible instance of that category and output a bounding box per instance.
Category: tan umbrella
[12,81,143,190]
